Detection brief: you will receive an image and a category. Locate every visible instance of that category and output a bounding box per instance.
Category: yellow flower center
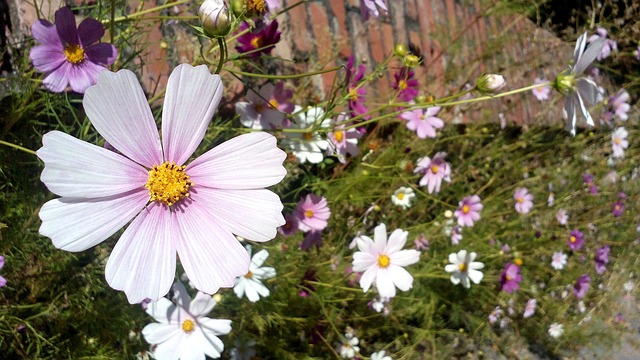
[247,0,266,14]
[254,103,265,113]
[181,319,195,333]
[305,210,314,218]
[145,162,192,206]
[462,205,470,214]
[397,192,405,200]
[334,130,344,142]
[570,236,576,243]
[64,43,85,64]
[506,275,512,281]
[615,138,621,145]
[303,132,313,141]
[398,80,407,90]
[430,165,439,174]
[269,98,279,109]
[377,254,390,268]
[458,263,467,272]
[348,87,358,100]
[514,258,523,266]
[517,197,524,203]
[250,36,262,49]
[245,271,253,279]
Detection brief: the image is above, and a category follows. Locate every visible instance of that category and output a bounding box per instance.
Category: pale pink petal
[68,61,106,93]
[355,235,374,252]
[375,268,396,297]
[390,249,420,267]
[359,266,377,292]
[83,69,162,167]
[30,45,66,73]
[142,322,180,344]
[389,265,414,291]
[162,64,223,166]
[372,223,387,254]
[105,202,177,304]
[31,19,60,45]
[174,200,250,295]
[187,132,286,189]
[39,190,149,252]
[189,291,217,317]
[38,131,148,198]
[43,63,71,92]
[384,229,407,254]
[189,187,284,242]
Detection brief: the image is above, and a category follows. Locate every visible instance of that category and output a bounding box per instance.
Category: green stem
[110,0,116,44]
[0,141,37,156]
[102,0,191,24]
[215,37,226,74]
[223,65,342,79]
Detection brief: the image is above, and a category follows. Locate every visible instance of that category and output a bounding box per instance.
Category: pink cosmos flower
[602,89,630,123]
[573,274,591,298]
[399,106,444,139]
[29,7,118,93]
[523,298,537,318]
[235,20,281,58]
[499,262,523,293]
[594,245,610,274]
[352,223,420,298]
[454,195,483,227]
[235,83,287,130]
[300,230,323,251]
[0,255,6,288]
[612,127,628,158]
[327,115,363,163]
[294,194,331,232]
[556,209,569,225]
[532,78,552,101]
[393,67,419,101]
[414,152,451,194]
[278,213,299,237]
[567,229,585,251]
[513,187,534,214]
[37,64,286,303]
[345,56,369,118]
[612,201,624,217]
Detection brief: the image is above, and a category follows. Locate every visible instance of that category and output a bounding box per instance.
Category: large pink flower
[37,64,286,303]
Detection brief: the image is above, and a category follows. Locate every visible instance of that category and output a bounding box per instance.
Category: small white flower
[235,84,285,130]
[281,106,330,164]
[578,300,586,313]
[623,281,634,292]
[391,187,415,209]
[371,350,392,360]
[233,246,276,302]
[337,333,360,358]
[548,323,564,338]
[444,250,484,288]
[556,209,569,225]
[612,127,629,158]
[142,281,231,360]
[551,252,568,270]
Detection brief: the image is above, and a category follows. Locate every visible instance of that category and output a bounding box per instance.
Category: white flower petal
[153,331,185,360]
[356,235,374,252]
[385,228,408,254]
[390,249,420,267]
[243,281,260,302]
[389,265,414,291]
[251,249,270,268]
[146,297,175,323]
[161,64,223,166]
[575,38,605,74]
[38,131,148,198]
[253,266,276,279]
[352,252,377,272]
[373,223,388,254]
[39,190,148,252]
[189,291,217,318]
[174,199,250,295]
[196,324,229,359]
[233,278,247,298]
[200,317,232,336]
[142,323,180,345]
[467,268,484,284]
[105,202,177,304]
[575,92,594,126]
[359,266,377,292]
[190,187,284,242]
[375,268,396,298]
[83,69,162,167]
[187,132,286,189]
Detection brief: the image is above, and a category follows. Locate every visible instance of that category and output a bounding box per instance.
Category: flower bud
[553,72,575,94]
[199,0,232,37]
[394,43,407,57]
[402,54,420,68]
[475,74,506,94]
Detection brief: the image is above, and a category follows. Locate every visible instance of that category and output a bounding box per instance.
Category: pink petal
[189,187,284,242]
[38,131,148,198]
[384,229,408,254]
[372,223,388,254]
[68,61,105,93]
[161,64,223,166]
[31,19,60,45]
[174,199,250,295]
[105,202,177,304]
[390,249,420,267]
[39,189,149,252]
[30,45,66,73]
[352,251,377,272]
[83,69,162,168]
[187,132,286,189]
[43,63,71,92]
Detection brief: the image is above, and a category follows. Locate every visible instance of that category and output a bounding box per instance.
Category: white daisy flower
[371,350,392,360]
[551,252,568,270]
[391,186,416,210]
[337,333,360,359]
[233,246,276,302]
[444,250,484,288]
[281,106,330,164]
[548,323,564,338]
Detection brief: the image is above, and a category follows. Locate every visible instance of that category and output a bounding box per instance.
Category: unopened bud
[394,44,407,57]
[553,72,575,94]
[475,74,506,94]
[403,54,420,68]
[199,0,232,37]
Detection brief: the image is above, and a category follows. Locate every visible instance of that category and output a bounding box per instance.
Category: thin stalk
[0,141,37,156]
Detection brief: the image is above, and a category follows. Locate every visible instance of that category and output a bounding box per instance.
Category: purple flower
[414,152,451,194]
[360,0,388,21]
[29,7,118,93]
[573,274,591,298]
[278,213,299,237]
[523,298,537,318]
[451,226,463,245]
[300,230,323,251]
[556,209,569,225]
[532,78,552,101]
[454,195,483,227]
[568,229,585,251]
[499,262,523,293]
[393,67,419,101]
[513,187,534,214]
[399,106,444,139]
[235,20,281,58]
[488,306,503,324]
[0,255,6,288]
[594,245,610,274]
[602,89,630,123]
[583,173,598,194]
[294,194,331,232]
[345,56,369,118]
[612,201,624,217]
[414,233,429,250]
[587,27,617,61]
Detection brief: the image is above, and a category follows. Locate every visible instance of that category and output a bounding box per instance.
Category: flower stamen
[146,162,192,206]
[64,43,85,64]
[181,319,195,333]
[377,254,390,268]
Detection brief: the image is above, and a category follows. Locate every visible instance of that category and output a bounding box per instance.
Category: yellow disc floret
[64,43,85,64]
[334,131,344,142]
[305,210,314,218]
[458,262,467,272]
[181,319,195,333]
[462,205,470,214]
[378,254,390,268]
[430,165,439,174]
[245,271,253,279]
[146,162,192,206]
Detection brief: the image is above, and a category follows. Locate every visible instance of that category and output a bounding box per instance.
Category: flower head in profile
[499,262,523,293]
[567,229,585,251]
[235,83,287,130]
[399,106,444,139]
[199,0,232,37]
[393,67,419,101]
[548,323,564,338]
[29,7,118,93]
[475,74,506,94]
[345,56,369,118]
[299,230,323,251]
[294,194,330,232]
[573,274,591,298]
[532,78,552,101]
[352,223,420,298]
[602,89,630,123]
[444,250,484,288]
[37,64,286,303]
[454,195,483,227]
[281,106,330,164]
[233,246,276,302]
[278,213,299,237]
[554,33,605,135]
[587,27,617,61]
[0,255,6,288]
[594,245,610,275]
[327,115,363,163]
[235,20,281,57]
[513,187,534,214]
[414,152,451,194]
[391,186,415,210]
[360,0,388,21]
[523,298,537,318]
[551,252,567,270]
[368,295,391,314]
[611,127,628,158]
[142,281,231,360]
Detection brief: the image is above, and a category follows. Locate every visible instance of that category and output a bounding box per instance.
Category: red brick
[309,2,336,96]
[328,0,351,58]
[367,22,385,64]
[284,0,312,53]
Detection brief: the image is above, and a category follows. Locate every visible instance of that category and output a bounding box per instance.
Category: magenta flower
[235,20,281,58]
[278,213,299,237]
[584,173,598,195]
[0,255,6,288]
[573,274,591,298]
[294,194,331,232]
[513,187,534,214]
[393,67,419,101]
[612,201,624,217]
[454,195,483,227]
[345,56,369,118]
[602,89,630,122]
[532,78,551,101]
[499,262,523,293]
[37,64,286,303]
[567,229,585,251]
[399,106,444,139]
[594,245,610,274]
[29,7,117,93]
[414,152,451,194]
[300,230,323,251]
